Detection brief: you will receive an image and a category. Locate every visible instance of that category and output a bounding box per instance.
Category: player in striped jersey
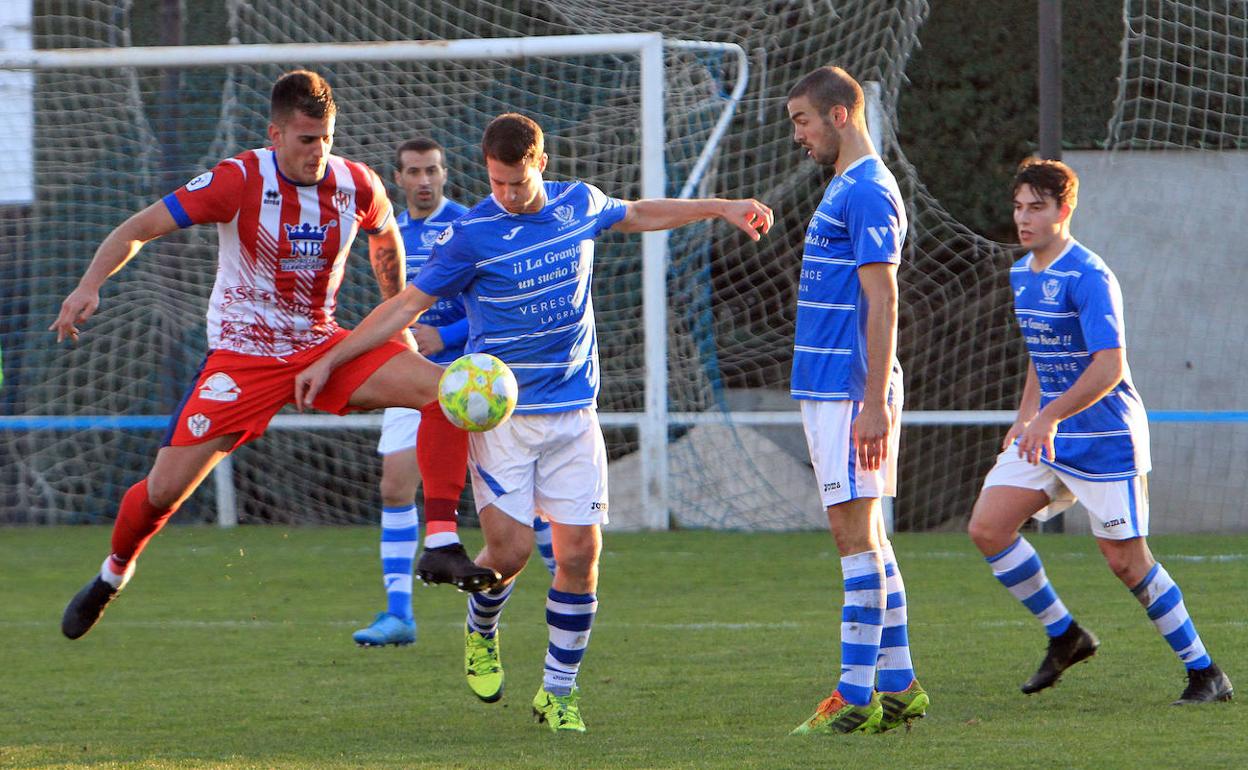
[53,71,459,640]
[294,113,772,732]
[785,67,928,736]
[967,158,1232,705]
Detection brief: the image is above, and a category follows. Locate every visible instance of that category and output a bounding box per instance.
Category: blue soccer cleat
[352,611,416,647]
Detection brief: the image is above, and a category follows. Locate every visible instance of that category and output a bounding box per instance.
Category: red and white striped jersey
[163,148,393,357]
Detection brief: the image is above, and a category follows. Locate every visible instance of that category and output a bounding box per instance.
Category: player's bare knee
[378,477,416,507]
[144,475,188,510]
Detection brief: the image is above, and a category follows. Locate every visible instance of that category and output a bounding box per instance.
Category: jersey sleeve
[437,317,470,349]
[583,182,627,234]
[846,181,903,267]
[1071,266,1127,352]
[162,159,246,228]
[414,224,476,299]
[358,166,394,235]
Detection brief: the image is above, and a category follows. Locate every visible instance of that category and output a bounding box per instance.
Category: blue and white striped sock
[533,516,556,576]
[467,581,514,638]
[380,505,419,622]
[987,536,1072,637]
[1131,563,1211,670]
[543,589,598,696]
[876,542,916,693]
[837,550,885,706]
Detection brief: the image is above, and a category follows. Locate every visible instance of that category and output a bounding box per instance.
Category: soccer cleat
[416,543,501,592]
[878,679,930,731]
[464,626,504,702]
[1022,620,1099,694]
[1172,663,1233,705]
[532,687,586,733]
[352,611,416,647]
[790,691,883,735]
[61,576,120,640]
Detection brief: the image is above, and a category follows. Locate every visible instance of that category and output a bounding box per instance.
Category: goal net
[2,0,1242,532]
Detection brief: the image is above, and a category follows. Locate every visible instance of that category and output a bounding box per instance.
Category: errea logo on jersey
[185,171,214,192]
[198,373,241,402]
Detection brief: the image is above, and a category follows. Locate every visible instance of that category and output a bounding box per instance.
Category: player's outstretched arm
[613,198,773,241]
[294,285,437,411]
[50,201,180,344]
[1016,347,1126,464]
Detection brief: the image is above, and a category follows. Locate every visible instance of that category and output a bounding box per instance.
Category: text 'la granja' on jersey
[791,155,906,403]
[414,180,626,414]
[1010,239,1151,481]
[162,148,392,357]
[397,198,469,366]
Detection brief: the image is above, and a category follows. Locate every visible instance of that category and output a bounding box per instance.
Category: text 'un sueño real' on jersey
[414,180,626,413]
[791,155,906,403]
[1010,239,1151,481]
[162,148,392,357]
[398,198,469,365]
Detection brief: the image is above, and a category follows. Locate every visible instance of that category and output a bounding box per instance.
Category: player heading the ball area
[352,137,500,649]
[295,112,773,733]
[785,66,929,737]
[54,70,476,641]
[967,158,1233,705]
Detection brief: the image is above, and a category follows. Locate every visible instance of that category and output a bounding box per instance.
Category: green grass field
[1,527,1243,769]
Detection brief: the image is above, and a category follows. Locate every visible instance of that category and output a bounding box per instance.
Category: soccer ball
[438,353,519,432]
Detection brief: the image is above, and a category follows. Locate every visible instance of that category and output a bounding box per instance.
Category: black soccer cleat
[1021,621,1099,694]
[416,543,500,592]
[1172,662,1233,705]
[61,576,121,640]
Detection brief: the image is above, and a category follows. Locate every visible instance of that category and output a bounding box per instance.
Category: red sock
[109,479,180,567]
[418,401,469,537]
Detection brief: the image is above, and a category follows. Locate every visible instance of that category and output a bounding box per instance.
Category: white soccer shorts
[982,447,1151,540]
[377,406,421,455]
[801,397,901,508]
[468,408,609,527]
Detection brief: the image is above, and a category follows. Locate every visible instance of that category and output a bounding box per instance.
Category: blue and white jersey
[1010,239,1151,481]
[414,181,627,413]
[398,198,469,365]
[791,155,906,402]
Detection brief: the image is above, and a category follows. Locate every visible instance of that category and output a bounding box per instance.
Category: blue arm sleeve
[438,317,470,349]
[1072,267,1127,353]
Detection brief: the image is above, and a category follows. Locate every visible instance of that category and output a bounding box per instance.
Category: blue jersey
[414,181,627,413]
[1010,240,1151,481]
[791,155,906,402]
[398,198,469,365]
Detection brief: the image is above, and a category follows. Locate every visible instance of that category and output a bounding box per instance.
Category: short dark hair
[270,70,337,124]
[481,113,544,165]
[395,138,445,170]
[1013,157,1079,208]
[788,66,864,119]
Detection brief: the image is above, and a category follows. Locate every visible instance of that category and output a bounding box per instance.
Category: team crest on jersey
[435,223,454,246]
[553,204,576,229]
[283,221,336,260]
[1041,278,1061,305]
[333,190,351,213]
[187,413,211,438]
[198,373,241,402]
[185,171,214,192]
[420,229,439,248]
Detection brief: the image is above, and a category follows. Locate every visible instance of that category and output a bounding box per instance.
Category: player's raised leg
[969,480,1098,694]
[414,401,499,591]
[62,433,238,639]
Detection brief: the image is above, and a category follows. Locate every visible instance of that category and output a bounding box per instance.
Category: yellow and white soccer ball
[437,353,519,432]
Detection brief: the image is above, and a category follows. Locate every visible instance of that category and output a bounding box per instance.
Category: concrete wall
[1061,151,1248,533]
